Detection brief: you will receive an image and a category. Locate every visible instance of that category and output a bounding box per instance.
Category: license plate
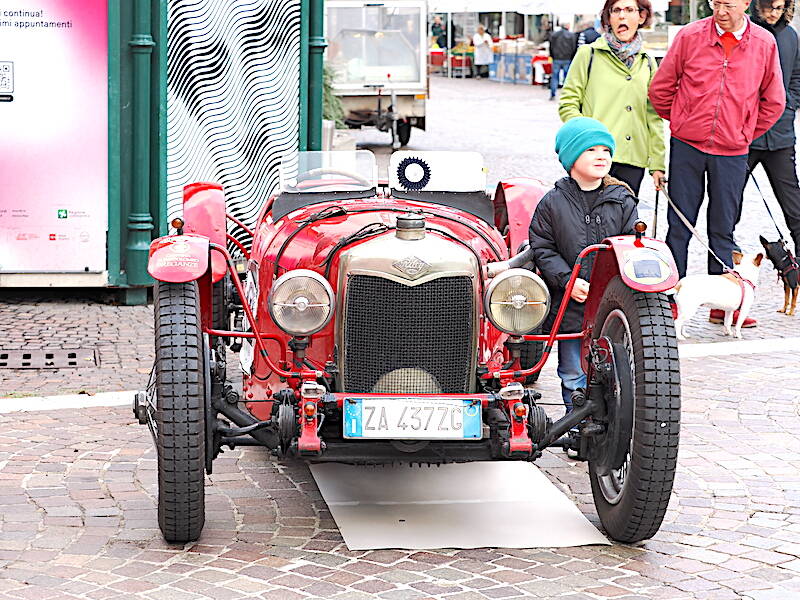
[343,397,482,440]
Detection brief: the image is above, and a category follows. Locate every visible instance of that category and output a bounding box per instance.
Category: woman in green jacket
[558,0,665,195]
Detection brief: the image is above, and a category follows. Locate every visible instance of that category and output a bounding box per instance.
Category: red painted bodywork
[298,412,322,454]
[493,178,548,254]
[243,193,511,418]
[182,183,227,283]
[580,235,679,371]
[162,178,677,462]
[147,234,210,283]
[505,400,533,455]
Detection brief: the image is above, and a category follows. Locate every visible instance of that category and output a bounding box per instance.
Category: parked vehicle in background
[325,0,428,149]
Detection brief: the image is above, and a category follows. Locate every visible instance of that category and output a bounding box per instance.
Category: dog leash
[657,179,760,315]
[657,178,736,275]
[660,179,760,311]
[746,170,800,281]
[746,168,790,243]
[653,189,660,239]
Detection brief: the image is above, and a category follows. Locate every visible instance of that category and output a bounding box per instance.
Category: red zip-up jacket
[648,17,785,156]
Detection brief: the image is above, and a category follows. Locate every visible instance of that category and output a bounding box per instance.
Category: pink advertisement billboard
[0,1,108,273]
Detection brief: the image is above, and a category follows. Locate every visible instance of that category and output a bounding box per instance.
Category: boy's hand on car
[571,278,590,303]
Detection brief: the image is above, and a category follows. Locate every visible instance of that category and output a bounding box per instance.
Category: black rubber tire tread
[519,337,543,384]
[588,276,680,543]
[397,120,412,146]
[211,279,227,331]
[154,280,206,543]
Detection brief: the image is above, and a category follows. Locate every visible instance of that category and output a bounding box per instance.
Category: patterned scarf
[604,31,643,69]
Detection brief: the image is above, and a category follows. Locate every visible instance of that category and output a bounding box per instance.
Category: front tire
[154,281,206,543]
[519,336,543,384]
[588,277,680,543]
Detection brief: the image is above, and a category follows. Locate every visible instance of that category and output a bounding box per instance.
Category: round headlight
[484,268,550,335]
[268,269,335,337]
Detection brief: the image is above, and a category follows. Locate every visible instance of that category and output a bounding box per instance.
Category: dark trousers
[736,147,800,256]
[472,64,489,78]
[550,59,571,97]
[666,138,748,277]
[609,163,645,196]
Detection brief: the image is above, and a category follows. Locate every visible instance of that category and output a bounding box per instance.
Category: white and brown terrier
[673,251,763,340]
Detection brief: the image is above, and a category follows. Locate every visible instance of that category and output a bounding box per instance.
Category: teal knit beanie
[555,117,616,172]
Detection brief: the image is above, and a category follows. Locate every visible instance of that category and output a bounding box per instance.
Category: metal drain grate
[0,349,98,369]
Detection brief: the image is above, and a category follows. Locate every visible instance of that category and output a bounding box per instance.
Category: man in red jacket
[649,0,785,326]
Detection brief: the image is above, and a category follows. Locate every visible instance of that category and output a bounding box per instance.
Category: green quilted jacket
[558,37,666,173]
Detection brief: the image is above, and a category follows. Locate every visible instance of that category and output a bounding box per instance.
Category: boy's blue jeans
[557,339,586,412]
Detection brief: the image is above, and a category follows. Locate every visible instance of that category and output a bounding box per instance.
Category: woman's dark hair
[757,0,783,12]
[600,0,653,31]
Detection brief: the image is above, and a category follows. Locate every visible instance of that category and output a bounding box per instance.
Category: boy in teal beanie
[528,117,638,413]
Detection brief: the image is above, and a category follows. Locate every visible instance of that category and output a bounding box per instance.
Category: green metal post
[107,0,123,287]
[299,0,309,151]
[125,0,156,286]
[151,0,168,239]
[308,0,327,151]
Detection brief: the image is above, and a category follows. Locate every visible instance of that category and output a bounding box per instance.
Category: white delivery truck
[325,0,428,149]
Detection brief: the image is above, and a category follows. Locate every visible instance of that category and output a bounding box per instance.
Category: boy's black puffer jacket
[528,176,638,333]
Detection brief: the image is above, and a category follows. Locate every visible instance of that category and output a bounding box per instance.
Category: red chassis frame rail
[482,243,609,383]
[207,243,320,381]
[200,237,675,457]
[200,242,609,459]
[204,242,612,386]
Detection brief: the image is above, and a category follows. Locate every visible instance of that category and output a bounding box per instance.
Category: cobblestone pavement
[1,352,799,600]
[2,74,800,600]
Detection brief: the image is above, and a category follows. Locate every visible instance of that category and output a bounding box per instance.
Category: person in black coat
[737,0,800,257]
[549,23,578,100]
[529,118,638,412]
[577,22,601,47]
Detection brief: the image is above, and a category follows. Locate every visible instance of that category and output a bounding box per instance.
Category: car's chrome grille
[343,275,474,394]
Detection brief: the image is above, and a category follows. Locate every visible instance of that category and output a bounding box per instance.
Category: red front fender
[147,234,210,283]
[182,182,227,283]
[494,178,548,254]
[582,235,679,338]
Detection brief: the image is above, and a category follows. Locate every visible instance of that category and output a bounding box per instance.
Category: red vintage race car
[136,151,681,546]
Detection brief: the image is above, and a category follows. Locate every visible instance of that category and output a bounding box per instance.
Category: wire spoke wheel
[588,277,680,543]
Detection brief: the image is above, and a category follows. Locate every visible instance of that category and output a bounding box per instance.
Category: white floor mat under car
[310,461,609,550]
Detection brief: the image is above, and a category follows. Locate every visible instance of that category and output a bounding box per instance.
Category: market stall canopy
[429,0,524,12]
[516,0,670,14]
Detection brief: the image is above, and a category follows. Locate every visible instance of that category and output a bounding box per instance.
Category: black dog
[760,235,799,316]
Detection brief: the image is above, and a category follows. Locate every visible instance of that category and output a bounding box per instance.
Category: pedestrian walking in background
[648,0,785,328]
[472,25,493,78]
[548,23,577,101]
[735,0,800,258]
[529,118,638,411]
[558,0,665,195]
[431,15,446,49]
[577,21,601,46]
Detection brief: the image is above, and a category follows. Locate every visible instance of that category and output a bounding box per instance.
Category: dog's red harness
[778,253,799,282]
[727,270,757,312]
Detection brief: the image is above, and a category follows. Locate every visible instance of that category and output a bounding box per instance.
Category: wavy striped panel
[167,0,301,249]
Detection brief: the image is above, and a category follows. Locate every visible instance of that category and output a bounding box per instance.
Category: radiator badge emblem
[393,256,430,279]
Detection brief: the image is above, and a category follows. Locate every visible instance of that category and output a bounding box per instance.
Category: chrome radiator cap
[396,213,425,240]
